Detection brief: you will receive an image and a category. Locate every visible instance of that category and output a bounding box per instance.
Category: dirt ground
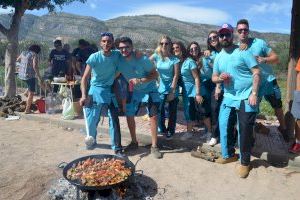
[0,118,300,200]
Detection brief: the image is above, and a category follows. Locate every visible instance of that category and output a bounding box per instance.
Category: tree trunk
[4,33,18,97]
[285,0,300,134]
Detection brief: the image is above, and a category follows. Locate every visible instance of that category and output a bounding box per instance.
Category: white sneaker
[180,132,193,140]
[208,137,218,146]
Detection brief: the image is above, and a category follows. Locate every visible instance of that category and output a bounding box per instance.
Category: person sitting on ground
[115,36,162,159]
[16,44,44,114]
[289,58,300,153]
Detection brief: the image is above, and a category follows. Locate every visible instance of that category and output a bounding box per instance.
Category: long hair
[207,30,220,52]
[154,35,173,60]
[187,41,202,69]
[173,41,188,61]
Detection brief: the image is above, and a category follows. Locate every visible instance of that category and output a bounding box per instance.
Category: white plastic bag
[62,97,76,120]
[58,85,71,98]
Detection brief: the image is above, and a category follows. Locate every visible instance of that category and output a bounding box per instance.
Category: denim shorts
[24,78,36,92]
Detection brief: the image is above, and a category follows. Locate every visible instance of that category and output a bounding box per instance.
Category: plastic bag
[62,97,76,120]
[58,85,71,98]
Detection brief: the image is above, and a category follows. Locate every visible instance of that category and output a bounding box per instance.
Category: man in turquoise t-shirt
[236,19,289,142]
[80,32,123,155]
[212,23,261,178]
[116,37,162,159]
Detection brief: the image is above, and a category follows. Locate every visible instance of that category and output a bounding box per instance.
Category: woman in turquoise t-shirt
[173,41,204,140]
[149,35,180,139]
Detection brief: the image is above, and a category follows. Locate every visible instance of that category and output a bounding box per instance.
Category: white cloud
[247,1,291,15]
[89,3,97,10]
[111,3,231,25]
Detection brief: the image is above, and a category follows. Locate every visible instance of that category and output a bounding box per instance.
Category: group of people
[16,18,300,179]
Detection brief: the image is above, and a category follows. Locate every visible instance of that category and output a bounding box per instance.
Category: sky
[1,0,292,34]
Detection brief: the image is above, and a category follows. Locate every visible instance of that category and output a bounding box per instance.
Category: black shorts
[264,80,282,109]
[23,78,36,92]
[195,95,211,119]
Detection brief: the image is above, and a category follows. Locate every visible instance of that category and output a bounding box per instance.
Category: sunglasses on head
[219,33,232,39]
[160,42,169,46]
[100,32,114,39]
[208,35,218,41]
[237,28,249,34]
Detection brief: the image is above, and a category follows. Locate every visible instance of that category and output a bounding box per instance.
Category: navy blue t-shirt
[49,49,70,76]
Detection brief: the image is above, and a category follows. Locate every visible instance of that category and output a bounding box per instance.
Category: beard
[220,40,233,48]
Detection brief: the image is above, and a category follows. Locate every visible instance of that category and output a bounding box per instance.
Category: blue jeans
[85,102,122,151]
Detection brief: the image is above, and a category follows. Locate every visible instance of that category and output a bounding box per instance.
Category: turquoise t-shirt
[152,53,180,94]
[246,38,275,82]
[201,51,218,82]
[86,50,120,104]
[181,58,198,97]
[245,38,275,96]
[117,55,157,93]
[86,50,120,87]
[213,46,258,101]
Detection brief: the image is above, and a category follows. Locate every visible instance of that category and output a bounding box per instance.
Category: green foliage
[0,0,87,12]
[272,42,289,74]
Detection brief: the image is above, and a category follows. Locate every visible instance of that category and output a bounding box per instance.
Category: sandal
[24,110,32,114]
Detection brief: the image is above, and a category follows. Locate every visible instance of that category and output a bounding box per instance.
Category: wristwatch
[252,91,257,96]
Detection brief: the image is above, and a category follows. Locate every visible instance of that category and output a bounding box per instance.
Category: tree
[0,0,86,97]
[285,0,300,133]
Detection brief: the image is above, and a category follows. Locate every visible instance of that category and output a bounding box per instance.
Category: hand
[195,95,203,104]
[129,78,141,85]
[79,96,90,107]
[256,56,266,64]
[239,43,248,50]
[203,50,211,57]
[214,86,222,100]
[248,93,258,106]
[166,92,175,102]
[219,73,231,82]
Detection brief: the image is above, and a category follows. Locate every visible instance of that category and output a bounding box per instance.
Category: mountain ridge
[0,12,289,48]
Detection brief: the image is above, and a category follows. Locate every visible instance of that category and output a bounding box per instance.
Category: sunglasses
[208,35,218,41]
[100,32,114,39]
[160,42,169,46]
[219,33,232,39]
[190,47,199,52]
[237,28,249,34]
[119,46,130,50]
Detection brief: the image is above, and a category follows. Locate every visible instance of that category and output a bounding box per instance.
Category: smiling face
[119,41,133,57]
[173,43,181,57]
[208,32,219,48]
[189,43,200,57]
[160,38,172,54]
[100,36,113,53]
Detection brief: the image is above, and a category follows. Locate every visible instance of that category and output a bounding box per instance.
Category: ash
[48,175,159,200]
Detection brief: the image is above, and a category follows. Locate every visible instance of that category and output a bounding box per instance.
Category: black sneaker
[124,141,139,152]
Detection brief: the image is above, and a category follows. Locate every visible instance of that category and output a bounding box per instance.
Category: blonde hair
[155,35,173,60]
